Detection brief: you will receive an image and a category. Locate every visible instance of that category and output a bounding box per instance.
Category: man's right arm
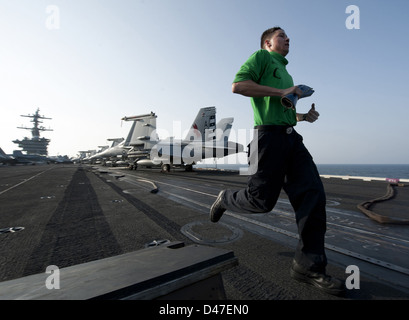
[232,80,302,98]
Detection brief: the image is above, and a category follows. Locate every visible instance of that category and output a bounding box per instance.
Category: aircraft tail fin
[183,106,216,142]
[214,117,234,145]
[0,148,16,164]
[124,122,137,146]
[13,150,23,157]
[122,112,158,150]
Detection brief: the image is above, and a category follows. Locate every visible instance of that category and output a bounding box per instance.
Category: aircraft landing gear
[161,164,170,173]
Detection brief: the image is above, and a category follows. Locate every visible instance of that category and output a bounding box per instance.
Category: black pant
[223,125,327,272]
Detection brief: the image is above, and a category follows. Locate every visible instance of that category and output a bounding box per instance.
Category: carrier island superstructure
[12,108,52,155]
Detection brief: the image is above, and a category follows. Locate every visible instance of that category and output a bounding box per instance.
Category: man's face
[265,30,290,56]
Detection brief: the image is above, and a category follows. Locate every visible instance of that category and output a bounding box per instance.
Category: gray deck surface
[1,164,408,300]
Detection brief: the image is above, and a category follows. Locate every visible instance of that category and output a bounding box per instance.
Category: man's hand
[281,85,314,109]
[281,86,303,98]
[305,103,320,123]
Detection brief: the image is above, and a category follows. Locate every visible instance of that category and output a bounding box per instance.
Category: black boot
[210,190,226,223]
[290,260,346,296]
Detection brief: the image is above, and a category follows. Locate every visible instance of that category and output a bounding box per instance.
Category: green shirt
[233,49,297,126]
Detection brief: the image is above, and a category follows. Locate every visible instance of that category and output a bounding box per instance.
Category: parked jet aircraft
[88,138,124,165]
[0,149,50,165]
[79,150,96,163]
[124,112,158,167]
[83,112,157,167]
[0,148,16,165]
[12,150,51,164]
[71,151,88,164]
[48,155,73,164]
[126,107,244,172]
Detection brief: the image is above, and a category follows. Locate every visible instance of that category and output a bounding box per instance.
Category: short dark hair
[260,26,283,49]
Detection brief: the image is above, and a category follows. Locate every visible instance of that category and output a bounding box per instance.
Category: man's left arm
[297,103,319,123]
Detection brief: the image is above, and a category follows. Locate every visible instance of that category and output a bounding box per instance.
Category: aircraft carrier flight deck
[0,164,408,300]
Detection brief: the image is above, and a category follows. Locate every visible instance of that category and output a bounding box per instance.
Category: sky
[0,0,408,164]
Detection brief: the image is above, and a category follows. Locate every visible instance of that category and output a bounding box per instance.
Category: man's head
[260,27,290,56]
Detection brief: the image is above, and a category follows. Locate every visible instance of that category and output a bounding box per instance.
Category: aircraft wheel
[161,164,170,172]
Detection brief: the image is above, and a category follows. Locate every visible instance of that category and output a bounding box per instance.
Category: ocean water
[195,163,409,179]
[316,164,409,179]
